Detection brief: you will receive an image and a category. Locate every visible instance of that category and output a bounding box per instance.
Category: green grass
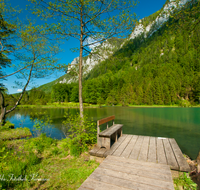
[0,134,99,190]
[18,102,101,108]
[18,102,190,109]
[0,127,32,140]
[173,173,197,190]
[128,104,180,107]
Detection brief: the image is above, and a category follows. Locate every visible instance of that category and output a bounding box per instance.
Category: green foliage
[0,127,31,140]
[178,99,192,107]
[31,112,52,137]
[1,120,14,130]
[18,0,200,108]
[26,133,56,153]
[97,97,105,107]
[76,1,200,106]
[173,173,197,190]
[141,10,161,27]
[0,2,16,87]
[51,83,70,103]
[62,113,97,157]
[0,135,56,189]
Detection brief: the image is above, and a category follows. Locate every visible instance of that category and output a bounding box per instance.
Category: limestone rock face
[58,0,193,85]
[58,39,121,84]
[129,0,192,40]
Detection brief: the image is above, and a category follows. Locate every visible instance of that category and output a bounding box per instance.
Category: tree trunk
[0,107,6,126]
[0,63,34,125]
[197,151,200,173]
[79,47,83,118]
[79,2,84,119]
[0,90,6,126]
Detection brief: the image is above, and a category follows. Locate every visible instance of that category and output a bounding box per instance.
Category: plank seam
[127,135,139,158]
[147,136,150,161]
[136,136,144,160]
[162,139,168,165]
[168,138,180,170]
[108,135,128,156]
[99,162,172,179]
[86,176,132,190]
[155,137,158,163]
[94,169,173,190]
[119,135,133,156]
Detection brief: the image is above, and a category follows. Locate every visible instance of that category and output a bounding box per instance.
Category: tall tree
[0,2,16,87]
[30,0,137,118]
[0,20,61,124]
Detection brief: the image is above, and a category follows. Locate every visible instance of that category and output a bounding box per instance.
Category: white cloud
[17,89,23,92]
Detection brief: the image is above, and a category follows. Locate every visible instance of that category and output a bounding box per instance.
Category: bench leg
[115,131,117,142]
[119,128,122,137]
[99,137,111,150]
[97,136,102,147]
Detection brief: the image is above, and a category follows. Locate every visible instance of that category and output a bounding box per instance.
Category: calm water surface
[7,107,200,159]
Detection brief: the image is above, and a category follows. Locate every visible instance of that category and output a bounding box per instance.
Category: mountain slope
[38,0,200,105]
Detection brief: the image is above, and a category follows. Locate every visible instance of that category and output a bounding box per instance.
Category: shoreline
[18,104,200,109]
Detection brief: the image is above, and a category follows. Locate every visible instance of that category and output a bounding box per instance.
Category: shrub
[174,173,197,190]
[62,113,96,157]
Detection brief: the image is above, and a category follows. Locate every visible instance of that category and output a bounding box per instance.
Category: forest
[5,0,200,107]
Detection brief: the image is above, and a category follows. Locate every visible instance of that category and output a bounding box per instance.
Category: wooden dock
[90,134,190,172]
[78,134,190,189]
[79,155,175,190]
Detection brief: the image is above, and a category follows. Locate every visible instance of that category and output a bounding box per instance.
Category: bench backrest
[97,115,115,135]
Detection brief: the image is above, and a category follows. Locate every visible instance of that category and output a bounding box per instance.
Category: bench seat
[98,124,123,149]
[99,124,123,137]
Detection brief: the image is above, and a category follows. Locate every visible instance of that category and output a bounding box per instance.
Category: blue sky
[3,0,167,94]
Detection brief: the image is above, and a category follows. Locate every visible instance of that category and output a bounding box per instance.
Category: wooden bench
[97,115,123,150]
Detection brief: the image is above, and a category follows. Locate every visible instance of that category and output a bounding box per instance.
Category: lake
[6,107,200,160]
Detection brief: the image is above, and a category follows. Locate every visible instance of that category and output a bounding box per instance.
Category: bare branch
[0,65,31,79]
[83,0,114,27]
[6,62,34,114]
[0,40,3,52]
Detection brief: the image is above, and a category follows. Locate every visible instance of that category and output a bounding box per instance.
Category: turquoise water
[7,107,200,159]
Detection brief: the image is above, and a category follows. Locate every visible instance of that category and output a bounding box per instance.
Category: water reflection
[6,107,200,159]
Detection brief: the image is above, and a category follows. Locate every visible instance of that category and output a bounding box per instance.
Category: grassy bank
[1,122,198,189]
[0,121,32,140]
[0,127,32,140]
[0,134,99,189]
[0,116,98,189]
[18,102,100,108]
[18,103,193,109]
[18,101,200,109]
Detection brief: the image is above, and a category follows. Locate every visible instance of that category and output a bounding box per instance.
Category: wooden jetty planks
[129,135,144,160]
[163,138,179,170]
[104,155,172,177]
[148,137,157,163]
[94,167,174,190]
[89,145,101,156]
[96,147,107,158]
[79,155,175,190]
[169,138,190,172]
[104,134,128,157]
[89,171,167,190]
[157,138,167,165]
[112,135,132,157]
[138,136,150,161]
[78,187,90,190]
[79,177,130,190]
[89,134,190,172]
[120,135,138,158]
